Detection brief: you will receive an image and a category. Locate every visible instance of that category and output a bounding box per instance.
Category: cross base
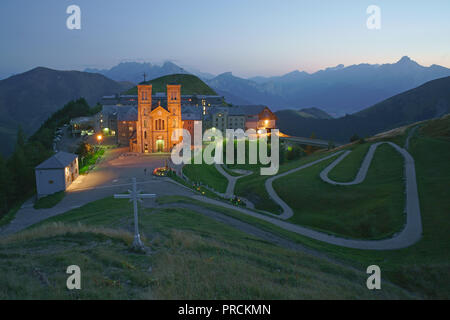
[132,233,145,250]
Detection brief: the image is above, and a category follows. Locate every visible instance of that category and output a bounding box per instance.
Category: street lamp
[97,134,103,144]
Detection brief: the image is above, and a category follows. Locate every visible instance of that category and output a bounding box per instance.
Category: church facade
[130,84,182,153]
[94,85,277,154]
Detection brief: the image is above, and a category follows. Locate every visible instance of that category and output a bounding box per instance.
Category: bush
[285,144,304,161]
[350,134,360,142]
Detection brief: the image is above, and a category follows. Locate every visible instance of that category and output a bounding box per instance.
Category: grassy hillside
[274,142,405,239]
[124,74,217,95]
[297,107,333,119]
[0,197,409,299]
[276,76,450,142]
[183,163,228,193]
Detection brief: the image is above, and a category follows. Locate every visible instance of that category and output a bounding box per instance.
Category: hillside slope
[124,74,217,95]
[276,76,450,142]
[0,197,411,299]
[297,107,333,119]
[0,67,132,155]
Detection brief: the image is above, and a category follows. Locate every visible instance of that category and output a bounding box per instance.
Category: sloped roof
[228,105,268,116]
[36,151,77,170]
[117,106,138,121]
[181,106,203,120]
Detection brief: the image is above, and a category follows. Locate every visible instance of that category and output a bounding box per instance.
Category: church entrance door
[156,139,164,152]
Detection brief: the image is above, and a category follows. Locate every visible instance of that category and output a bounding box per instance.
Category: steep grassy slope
[0,198,409,299]
[124,74,217,95]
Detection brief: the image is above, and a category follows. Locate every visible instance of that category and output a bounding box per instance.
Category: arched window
[155,120,158,130]
[144,131,147,139]
[162,120,165,130]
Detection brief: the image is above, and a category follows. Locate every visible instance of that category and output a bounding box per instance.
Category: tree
[328,140,335,150]
[285,144,303,161]
[16,126,26,148]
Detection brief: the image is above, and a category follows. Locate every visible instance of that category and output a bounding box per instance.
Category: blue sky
[0,0,449,78]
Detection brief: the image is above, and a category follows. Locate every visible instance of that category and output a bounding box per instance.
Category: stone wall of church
[117,121,136,146]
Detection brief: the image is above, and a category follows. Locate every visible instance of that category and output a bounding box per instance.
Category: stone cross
[114,177,156,250]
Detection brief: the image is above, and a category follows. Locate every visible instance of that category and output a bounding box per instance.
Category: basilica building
[130,84,183,153]
[90,85,278,154]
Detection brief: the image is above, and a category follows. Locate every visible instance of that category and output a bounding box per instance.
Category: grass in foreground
[34,191,65,209]
[0,197,409,299]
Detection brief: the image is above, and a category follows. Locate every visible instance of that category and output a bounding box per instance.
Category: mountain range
[276,76,450,143]
[86,57,450,117]
[206,56,450,116]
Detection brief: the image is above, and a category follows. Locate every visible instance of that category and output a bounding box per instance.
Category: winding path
[260,129,423,249]
[214,164,253,204]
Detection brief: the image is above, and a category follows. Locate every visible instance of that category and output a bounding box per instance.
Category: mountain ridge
[0,67,132,155]
[276,76,450,142]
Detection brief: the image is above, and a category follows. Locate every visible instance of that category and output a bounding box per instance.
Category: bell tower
[137,85,152,153]
[167,84,182,148]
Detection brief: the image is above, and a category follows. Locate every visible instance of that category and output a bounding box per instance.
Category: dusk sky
[1,0,449,78]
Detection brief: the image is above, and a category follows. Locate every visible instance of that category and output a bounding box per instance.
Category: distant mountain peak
[396,56,418,65]
[325,64,345,71]
[217,72,234,77]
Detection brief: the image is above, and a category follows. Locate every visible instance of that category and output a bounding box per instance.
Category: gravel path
[254,129,423,249]
[0,179,195,237]
[214,164,252,198]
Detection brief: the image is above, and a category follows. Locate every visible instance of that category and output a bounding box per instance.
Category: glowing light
[97,134,103,141]
[264,120,269,126]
